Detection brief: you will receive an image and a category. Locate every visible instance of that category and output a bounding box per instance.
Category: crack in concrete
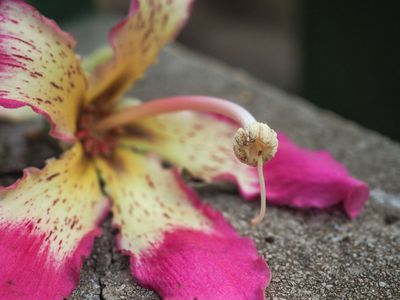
[98,277,105,300]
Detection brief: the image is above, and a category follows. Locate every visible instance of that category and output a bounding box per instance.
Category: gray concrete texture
[0,15,399,300]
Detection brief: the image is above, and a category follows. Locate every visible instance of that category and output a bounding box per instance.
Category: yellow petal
[95,148,210,254]
[0,0,86,142]
[86,0,191,105]
[119,111,260,198]
[94,147,269,300]
[0,143,107,262]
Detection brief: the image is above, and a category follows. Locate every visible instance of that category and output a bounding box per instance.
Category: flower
[0,1,369,300]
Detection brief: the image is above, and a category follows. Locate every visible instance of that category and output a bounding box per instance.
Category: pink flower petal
[263,133,369,217]
[134,228,269,300]
[0,0,86,142]
[0,224,100,300]
[118,103,368,217]
[0,144,109,299]
[95,149,269,299]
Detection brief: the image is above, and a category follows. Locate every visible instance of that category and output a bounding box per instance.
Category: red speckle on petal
[145,174,155,189]
[46,172,60,181]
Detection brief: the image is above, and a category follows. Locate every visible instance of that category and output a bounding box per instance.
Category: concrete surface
[0,15,399,300]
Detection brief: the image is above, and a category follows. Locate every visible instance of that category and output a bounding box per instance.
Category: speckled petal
[86,0,192,105]
[0,0,86,142]
[263,134,370,217]
[0,143,108,300]
[119,111,260,198]
[95,148,269,300]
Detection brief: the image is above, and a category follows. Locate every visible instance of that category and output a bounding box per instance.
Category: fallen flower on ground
[0,0,369,299]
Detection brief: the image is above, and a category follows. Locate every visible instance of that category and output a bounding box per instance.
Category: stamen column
[96,96,278,224]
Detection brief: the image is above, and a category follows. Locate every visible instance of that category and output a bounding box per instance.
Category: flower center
[94,96,278,225]
[76,105,120,157]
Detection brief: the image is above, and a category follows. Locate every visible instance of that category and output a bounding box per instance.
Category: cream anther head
[233,122,278,166]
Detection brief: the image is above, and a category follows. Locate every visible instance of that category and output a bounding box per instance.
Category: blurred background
[28,0,399,141]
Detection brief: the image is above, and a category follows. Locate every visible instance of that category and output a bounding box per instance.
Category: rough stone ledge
[0,15,398,300]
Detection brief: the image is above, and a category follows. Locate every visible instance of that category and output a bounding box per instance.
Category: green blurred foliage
[27,0,94,23]
[302,0,399,140]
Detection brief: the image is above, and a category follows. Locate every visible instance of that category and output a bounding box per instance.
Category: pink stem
[95,96,255,131]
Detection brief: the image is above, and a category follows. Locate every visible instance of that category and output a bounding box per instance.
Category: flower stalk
[95,96,255,130]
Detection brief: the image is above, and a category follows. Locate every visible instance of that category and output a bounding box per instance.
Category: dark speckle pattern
[95,148,210,254]
[0,143,106,261]
[120,111,259,195]
[0,0,86,140]
[87,0,191,105]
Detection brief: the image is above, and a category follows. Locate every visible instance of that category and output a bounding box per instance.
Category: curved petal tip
[263,133,370,217]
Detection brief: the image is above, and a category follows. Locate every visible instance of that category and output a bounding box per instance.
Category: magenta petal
[132,228,269,300]
[131,175,269,300]
[264,133,369,217]
[0,223,100,300]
